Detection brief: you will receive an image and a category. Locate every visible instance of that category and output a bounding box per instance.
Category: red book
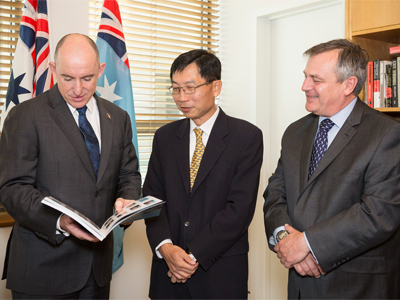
[373,60,381,107]
[390,46,400,54]
[367,61,373,107]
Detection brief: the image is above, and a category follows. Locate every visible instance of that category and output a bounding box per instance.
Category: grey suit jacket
[0,85,141,295]
[264,99,400,299]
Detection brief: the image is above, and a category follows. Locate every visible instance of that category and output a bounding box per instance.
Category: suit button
[185,221,189,227]
[95,191,100,197]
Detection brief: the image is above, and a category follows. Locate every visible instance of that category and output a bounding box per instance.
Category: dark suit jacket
[0,85,141,295]
[264,99,400,299]
[143,108,263,299]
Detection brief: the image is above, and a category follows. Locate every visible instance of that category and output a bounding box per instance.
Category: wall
[0,0,344,299]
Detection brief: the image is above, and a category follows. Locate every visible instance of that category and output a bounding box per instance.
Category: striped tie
[190,128,205,191]
[77,106,100,177]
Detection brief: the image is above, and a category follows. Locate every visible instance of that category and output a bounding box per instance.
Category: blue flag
[95,0,139,273]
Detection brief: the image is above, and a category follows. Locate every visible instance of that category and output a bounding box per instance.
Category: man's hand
[293,253,325,278]
[274,224,310,268]
[114,197,136,213]
[114,198,136,226]
[159,243,198,282]
[168,271,187,283]
[60,215,99,242]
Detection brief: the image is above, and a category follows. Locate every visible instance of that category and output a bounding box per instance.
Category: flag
[1,0,53,130]
[95,0,139,273]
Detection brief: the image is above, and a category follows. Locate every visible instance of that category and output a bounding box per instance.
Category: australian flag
[1,0,53,130]
[95,0,139,273]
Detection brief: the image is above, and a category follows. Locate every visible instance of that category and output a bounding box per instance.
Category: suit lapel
[304,99,364,190]
[191,109,228,194]
[47,85,97,181]
[96,95,113,184]
[173,119,191,196]
[299,115,319,192]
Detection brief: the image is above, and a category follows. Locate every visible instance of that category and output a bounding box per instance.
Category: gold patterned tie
[190,128,205,192]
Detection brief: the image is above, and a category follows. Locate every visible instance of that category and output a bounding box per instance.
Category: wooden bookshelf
[346,0,400,61]
[0,211,14,227]
[346,0,400,117]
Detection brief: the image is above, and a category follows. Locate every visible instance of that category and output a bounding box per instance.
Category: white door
[250,1,344,299]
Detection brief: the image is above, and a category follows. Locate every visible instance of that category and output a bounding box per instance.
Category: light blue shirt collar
[317,97,357,147]
[318,97,357,129]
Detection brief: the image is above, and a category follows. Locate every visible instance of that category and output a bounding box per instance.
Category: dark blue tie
[77,106,100,177]
[308,119,335,180]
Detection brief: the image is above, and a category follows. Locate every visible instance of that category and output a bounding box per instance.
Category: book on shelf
[392,59,398,107]
[366,61,373,107]
[373,60,381,108]
[41,195,165,241]
[385,63,393,107]
[397,56,400,107]
[390,45,400,55]
[380,60,391,107]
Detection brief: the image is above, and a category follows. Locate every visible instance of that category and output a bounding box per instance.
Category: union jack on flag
[95,0,139,274]
[1,0,53,130]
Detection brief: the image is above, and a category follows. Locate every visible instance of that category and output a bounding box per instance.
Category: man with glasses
[144,49,263,299]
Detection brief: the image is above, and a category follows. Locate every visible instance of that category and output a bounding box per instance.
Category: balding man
[0,33,141,299]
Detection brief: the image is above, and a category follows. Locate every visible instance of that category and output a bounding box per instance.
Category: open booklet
[41,195,165,241]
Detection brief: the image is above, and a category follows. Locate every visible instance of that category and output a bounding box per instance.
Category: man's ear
[49,62,56,76]
[344,76,358,96]
[213,80,222,97]
[98,63,106,78]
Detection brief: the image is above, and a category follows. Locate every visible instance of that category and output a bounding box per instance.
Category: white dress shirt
[155,106,220,259]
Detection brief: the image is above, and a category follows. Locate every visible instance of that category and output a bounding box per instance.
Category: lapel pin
[107,113,111,119]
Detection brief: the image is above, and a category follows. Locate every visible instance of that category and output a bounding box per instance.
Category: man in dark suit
[264,39,400,299]
[143,49,263,299]
[0,33,141,298]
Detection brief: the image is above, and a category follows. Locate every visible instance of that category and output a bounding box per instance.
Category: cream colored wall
[0,227,12,299]
[0,0,343,299]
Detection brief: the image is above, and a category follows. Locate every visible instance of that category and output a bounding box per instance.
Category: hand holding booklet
[41,196,165,241]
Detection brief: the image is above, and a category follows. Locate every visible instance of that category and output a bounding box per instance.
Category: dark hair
[304,39,369,96]
[54,33,100,65]
[170,49,221,81]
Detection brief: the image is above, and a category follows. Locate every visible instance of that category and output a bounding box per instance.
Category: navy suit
[144,108,263,299]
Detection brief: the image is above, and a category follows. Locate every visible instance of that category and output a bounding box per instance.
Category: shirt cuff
[155,239,173,259]
[56,214,70,237]
[304,232,318,264]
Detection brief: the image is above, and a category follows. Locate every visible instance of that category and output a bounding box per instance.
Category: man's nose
[301,78,312,91]
[178,88,189,100]
[74,81,83,94]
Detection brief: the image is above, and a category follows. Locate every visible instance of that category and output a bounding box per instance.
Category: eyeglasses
[168,81,213,95]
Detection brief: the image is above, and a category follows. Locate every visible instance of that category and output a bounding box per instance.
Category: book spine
[380,61,386,107]
[386,63,392,107]
[373,59,380,108]
[392,59,397,107]
[397,56,400,107]
[367,61,373,107]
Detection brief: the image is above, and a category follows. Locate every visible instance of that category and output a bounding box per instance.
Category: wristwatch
[276,230,289,242]
[186,247,197,262]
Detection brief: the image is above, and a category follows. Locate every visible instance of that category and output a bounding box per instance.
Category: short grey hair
[304,39,369,96]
